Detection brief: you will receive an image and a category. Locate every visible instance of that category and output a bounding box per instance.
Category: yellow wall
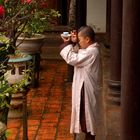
[87,0,107,33]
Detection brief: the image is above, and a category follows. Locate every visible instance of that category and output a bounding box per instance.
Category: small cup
[62,32,69,36]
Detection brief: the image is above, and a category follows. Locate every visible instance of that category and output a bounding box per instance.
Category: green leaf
[5,130,12,138]
[0,0,3,5]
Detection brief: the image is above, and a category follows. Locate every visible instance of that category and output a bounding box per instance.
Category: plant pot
[16,34,45,87]
[16,34,46,54]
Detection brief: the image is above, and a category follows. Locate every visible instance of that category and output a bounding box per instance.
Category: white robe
[60,42,101,135]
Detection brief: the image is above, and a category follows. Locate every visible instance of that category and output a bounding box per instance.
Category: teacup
[62,32,69,36]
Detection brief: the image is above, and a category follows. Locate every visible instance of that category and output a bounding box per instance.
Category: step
[41,32,63,60]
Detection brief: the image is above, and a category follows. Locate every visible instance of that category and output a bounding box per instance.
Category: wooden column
[108,0,122,105]
[59,0,69,25]
[121,0,140,139]
[106,0,111,47]
[66,0,87,82]
[75,0,87,28]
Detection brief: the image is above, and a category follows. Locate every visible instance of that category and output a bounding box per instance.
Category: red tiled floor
[7,59,74,140]
[6,129,18,140]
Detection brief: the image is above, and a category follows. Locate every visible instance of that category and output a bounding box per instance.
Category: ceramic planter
[16,34,46,54]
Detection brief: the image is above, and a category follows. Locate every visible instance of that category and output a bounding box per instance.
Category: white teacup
[61,32,71,38]
[62,32,69,35]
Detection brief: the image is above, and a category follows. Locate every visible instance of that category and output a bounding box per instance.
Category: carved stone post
[0,122,6,139]
[121,0,140,139]
[108,0,122,105]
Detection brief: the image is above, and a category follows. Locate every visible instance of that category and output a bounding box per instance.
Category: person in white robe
[60,26,101,140]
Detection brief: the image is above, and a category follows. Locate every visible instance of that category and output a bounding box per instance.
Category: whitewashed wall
[87,0,107,33]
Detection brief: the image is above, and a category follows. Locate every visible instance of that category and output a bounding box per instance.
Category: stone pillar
[108,0,122,105]
[0,122,6,139]
[121,0,140,139]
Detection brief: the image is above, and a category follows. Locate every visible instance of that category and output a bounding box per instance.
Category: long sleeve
[59,41,72,51]
[60,43,99,67]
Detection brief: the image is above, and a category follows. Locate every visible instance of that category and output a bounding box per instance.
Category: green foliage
[0,36,14,76]
[5,129,11,139]
[0,36,32,120]
[21,9,61,37]
[0,36,15,57]
[0,67,32,109]
[0,77,11,109]
[0,0,61,45]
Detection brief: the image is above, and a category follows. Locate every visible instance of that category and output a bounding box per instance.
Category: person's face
[78,32,90,49]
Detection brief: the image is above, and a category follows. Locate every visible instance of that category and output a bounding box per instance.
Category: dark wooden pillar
[59,0,69,25]
[108,0,122,105]
[66,0,87,82]
[121,0,140,139]
[75,0,87,28]
[106,0,111,47]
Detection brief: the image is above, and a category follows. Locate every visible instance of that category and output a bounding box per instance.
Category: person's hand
[70,30,78,43]
[61,35,71,42]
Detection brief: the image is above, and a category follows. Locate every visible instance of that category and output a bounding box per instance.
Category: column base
[107,80,121,105]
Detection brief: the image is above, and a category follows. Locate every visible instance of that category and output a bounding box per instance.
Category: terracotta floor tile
[56,138,73,140]
[7,119,21,128]
[36,133,56,140]
[57,128,72,138]
[27,130,36,137]
[45,103,62,113]
[28,125,39,131]
[40,122,57,128]
[7,59,74,140]
[31,97,46,102]
[28,115,42,120]
[7,128,19,140]
[48,96,63,102]
[28,120,40,126]
[38,128,56,135]
[42,113,59,123]
[29,110,43,115]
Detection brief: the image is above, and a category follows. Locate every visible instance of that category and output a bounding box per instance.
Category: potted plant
[16,2,61,54]
[0,0,61,88]
[0,0,61,54]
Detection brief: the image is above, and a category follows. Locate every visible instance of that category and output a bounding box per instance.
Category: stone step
[41,32,63,60]
[45,25,69,33]
[41,25,71,59]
